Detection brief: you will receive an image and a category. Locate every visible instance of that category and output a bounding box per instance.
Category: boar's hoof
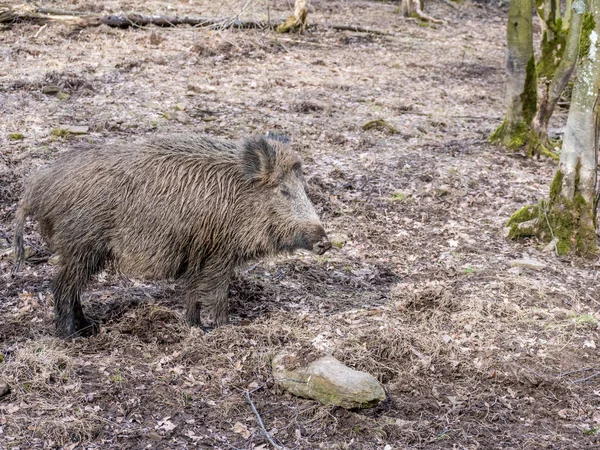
[313,238,332,255]
[77,319,100,338]
[59,318,99,339]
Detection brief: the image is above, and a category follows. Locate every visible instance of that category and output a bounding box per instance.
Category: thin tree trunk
[565,0,573,29]
[536,0,566,81]
[532,1,585,146]
[490,0,536,149]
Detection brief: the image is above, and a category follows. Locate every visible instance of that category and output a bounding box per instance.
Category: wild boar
[13,134,331,338]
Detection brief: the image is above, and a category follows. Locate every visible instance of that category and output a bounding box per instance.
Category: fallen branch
[0,4,391,35]
[245,387,284,450]
[322,23,389,35]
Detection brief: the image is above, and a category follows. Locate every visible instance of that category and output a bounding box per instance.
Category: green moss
[276,14,306,33]
[537,23,566,80]
[391,192,408,202]
[506,171,597,257]
[549,169,564,202]
[540,178,597,257]
[8,133,24,141]
[521,56,538,124]
[579,12,595,60]
[489,120,507,143]
[50,128,70,137]
[507,204,539,226]
[331,240,344,249]
[569,312,598,326]
[490,120,530,150]
[506,204,540,239]
[362,119,400,134]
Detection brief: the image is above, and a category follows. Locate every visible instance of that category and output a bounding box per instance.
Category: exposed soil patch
[1,1,600,449]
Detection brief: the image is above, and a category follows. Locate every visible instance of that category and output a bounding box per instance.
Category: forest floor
[1,0,600,449]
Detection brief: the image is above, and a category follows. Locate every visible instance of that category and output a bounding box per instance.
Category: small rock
[542,238,559,253]
[272,352,385,409]
[0,382,10,398]
[583,340,596,349]
[509,257,546,270]
[48,254,61,265]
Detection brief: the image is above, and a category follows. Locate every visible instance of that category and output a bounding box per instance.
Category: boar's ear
[242,136,277,182]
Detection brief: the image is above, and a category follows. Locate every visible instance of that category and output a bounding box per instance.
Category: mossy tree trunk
[276,0,309,33]
[536,0,565,81]
[490,0,537,150]
[532,0,586,148]
[507,0,600,257]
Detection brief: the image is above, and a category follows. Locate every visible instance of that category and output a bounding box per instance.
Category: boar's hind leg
[185,263,233,329]
[53,256,104,338]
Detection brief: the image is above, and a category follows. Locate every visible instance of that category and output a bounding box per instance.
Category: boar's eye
[280,186,292,198]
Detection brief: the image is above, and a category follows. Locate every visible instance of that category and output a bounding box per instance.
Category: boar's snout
[311,227,332,255]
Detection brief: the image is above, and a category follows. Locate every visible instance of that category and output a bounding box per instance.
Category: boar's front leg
[185,261,233,329]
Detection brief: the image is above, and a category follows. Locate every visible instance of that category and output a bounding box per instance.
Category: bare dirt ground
[1,0,600,448]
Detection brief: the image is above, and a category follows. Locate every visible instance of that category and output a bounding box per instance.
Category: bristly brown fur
[13,134,330,338]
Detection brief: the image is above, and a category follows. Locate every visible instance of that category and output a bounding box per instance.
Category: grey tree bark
[532,0,585,148]
[490,0,536,149]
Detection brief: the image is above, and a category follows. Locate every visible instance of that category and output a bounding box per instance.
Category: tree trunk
[507,0,600,256]
[276,0,309,33]
[565,0,573,29]
[400,0,423,16]
[536,0,566,81]
[490,0,537,149]
[532,0,585,147]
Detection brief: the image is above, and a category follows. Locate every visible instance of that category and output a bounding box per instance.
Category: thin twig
[560,366,598,377]
[541,199,559,256]
[245,387,284,450]
[34,23,47,37]
[574,371,600,383]
[217,0,259,31]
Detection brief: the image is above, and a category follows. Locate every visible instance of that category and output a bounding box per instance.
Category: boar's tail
[12,203,28,274]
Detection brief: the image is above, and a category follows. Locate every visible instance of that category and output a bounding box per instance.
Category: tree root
[412,9,445,24]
